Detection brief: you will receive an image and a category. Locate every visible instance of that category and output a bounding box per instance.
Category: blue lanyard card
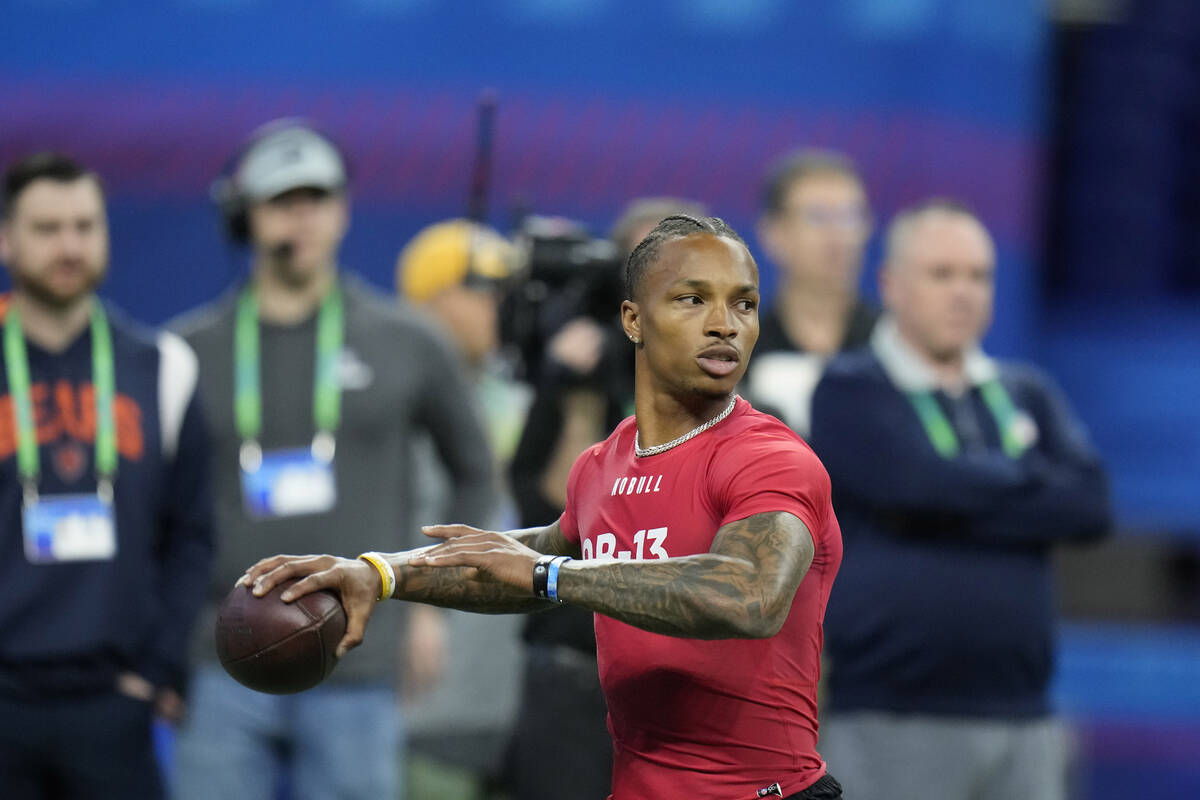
[241,447,337,519]
[23,493,117,564]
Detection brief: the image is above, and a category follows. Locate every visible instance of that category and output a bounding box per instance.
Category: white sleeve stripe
[157,331,199,461]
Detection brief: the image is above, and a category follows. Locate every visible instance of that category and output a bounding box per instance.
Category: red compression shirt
[559,397,843,800]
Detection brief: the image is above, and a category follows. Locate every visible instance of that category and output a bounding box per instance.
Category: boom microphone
[467,89,497,224]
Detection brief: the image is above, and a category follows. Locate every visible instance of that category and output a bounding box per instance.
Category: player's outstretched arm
[393,522,579,611]
[239,522,578,657]
[412,511,815,640]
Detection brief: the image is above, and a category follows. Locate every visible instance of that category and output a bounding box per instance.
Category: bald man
[809,199,1111,800]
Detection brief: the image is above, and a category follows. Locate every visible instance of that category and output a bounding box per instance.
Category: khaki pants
[819,712,1070,800]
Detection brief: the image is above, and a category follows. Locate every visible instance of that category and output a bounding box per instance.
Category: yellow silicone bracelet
[357,553,393,601]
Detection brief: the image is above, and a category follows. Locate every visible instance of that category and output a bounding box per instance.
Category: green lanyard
[907,379,1027,459]
[234,285,344,471]
[4,302,117,503]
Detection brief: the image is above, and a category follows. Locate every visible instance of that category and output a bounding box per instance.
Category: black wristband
[532,554,556,600]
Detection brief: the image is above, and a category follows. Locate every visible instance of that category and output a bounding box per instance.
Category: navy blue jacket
[0,305,213,697]
[809,343,1110,718]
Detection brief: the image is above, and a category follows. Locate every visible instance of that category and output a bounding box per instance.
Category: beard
[15,260,105,311]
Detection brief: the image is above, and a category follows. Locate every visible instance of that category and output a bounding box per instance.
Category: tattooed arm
[394,523,578,613]
[241,512,811,656]
[240,522,578,657]
[413,511,815,640]
[562,511,812,639]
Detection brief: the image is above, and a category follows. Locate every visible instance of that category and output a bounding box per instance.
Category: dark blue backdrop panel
[1043,301,1200,533]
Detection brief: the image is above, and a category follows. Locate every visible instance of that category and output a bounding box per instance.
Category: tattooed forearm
[390,523,575,614]
[394,562,547,613]
[558,512,814,639]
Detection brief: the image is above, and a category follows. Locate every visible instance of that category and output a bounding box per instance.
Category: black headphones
[211,119,349,246]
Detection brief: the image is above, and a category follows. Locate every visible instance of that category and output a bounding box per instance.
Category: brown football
[214,578,347,694]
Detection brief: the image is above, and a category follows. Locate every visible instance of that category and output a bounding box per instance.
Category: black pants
[500,644,613,800]
[0,689,163,800]
[783,773,843,799]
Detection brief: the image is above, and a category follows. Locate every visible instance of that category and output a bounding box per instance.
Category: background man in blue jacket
[0,153,213,799]
[809,198,1111,800]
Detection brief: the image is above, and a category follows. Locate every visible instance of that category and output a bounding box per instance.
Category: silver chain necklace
[634,395,739,458]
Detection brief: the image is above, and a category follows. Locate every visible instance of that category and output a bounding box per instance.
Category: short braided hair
[624,214,750,301]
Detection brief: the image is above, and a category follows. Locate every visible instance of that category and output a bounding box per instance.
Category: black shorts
[782,772,843,800]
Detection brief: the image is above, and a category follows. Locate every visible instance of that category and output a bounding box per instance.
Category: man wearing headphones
[170,121,495,800]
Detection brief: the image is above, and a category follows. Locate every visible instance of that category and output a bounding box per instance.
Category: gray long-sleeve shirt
[173,273,495,685]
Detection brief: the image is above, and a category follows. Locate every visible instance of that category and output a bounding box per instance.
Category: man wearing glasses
[744,150,878,436]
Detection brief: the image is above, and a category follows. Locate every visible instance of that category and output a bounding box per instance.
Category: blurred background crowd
[2,1,1198,799]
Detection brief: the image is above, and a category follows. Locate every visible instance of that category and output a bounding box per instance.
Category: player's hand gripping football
[412,524,541,593]
[239,554,380,658]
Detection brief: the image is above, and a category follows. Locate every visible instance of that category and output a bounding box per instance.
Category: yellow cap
[397,219,517,303]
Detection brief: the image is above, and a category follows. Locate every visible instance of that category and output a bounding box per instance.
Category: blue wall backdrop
[1,0,1045,353]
